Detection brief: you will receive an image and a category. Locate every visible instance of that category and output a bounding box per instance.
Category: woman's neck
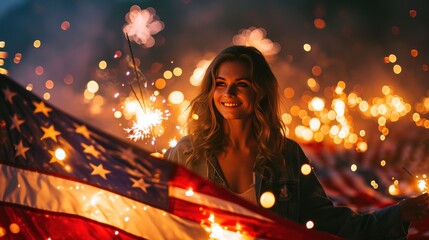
[223,119,255,149]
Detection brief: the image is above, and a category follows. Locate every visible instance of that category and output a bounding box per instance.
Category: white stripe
[0,163,208,240]
[169,186,272,222]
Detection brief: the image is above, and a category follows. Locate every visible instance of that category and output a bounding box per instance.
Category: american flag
[0,74,341,239]
[303,138,429,239]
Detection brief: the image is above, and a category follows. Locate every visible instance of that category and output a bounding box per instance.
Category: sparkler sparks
[417,175,428,193]
[124,108,166,142]
[403,168,428,194]
[417,179,427,193]
[120,84,172,145]
[202,214,247,240]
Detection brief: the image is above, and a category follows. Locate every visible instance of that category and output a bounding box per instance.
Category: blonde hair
[187,45,286,170]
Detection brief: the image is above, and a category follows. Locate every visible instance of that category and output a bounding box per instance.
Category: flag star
[3,87,17,104]
[14,140,30,159]
[81,143,101,159]
[0,120,6,145]
[41,125,61,142]
[33,101,52,117]
[75,125,91,139]
[10,114,25,132]
[130,177,151,193]
[119,147,137,162]
[48,150,64,166]
[90,163,111,180]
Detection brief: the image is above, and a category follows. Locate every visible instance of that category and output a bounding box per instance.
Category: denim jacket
[164,136,409,240]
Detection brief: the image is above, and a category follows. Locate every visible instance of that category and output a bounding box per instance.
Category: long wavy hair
[187,45,286,170]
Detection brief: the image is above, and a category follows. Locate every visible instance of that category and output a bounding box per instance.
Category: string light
[260,191,275,208]
[301,164,312,175]
[306,221,314,229]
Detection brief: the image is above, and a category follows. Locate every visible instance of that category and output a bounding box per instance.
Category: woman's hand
[399,193,429,221]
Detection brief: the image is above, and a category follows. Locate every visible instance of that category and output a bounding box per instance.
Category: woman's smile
[221,102,241,107]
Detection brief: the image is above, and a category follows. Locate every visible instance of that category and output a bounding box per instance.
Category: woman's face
[213,61,257,121]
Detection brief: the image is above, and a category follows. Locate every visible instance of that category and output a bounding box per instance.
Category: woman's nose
[225,84,237,95]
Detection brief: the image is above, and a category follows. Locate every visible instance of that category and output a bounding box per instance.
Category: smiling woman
[163,45,429,240]
[214,61,255,121]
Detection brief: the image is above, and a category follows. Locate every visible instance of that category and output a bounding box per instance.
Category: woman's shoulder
[283,137,302,151]
[163,135,193,163]
[174,135,193,150]
[282,137,309,164]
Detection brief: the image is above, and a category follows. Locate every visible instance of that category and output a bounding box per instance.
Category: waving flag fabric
[302,140,429,239]
[0,74,340,240]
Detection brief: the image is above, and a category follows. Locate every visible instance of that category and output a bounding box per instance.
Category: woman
[164,45,429,239]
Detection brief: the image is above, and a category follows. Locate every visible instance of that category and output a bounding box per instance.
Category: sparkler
[124,107,169,143]
[417,176,428,193]
[122,34,169,155]
[403,167,428,193]
[118,5,169,155]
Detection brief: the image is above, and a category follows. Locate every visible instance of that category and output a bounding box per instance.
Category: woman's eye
[237,82,250,87]
[215,81,226,86]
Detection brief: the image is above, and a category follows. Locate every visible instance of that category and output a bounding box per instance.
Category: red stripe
[170,197,341,240]
[0,203,144,240]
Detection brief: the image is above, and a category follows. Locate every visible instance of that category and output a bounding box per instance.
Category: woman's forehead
[215,60,251,75]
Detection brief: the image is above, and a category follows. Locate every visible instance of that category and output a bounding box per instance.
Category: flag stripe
[169,183,272,222]
[169,186,272,222]
[4,162,333,240]
[0,163,209,240]
[0,203,144,240]
[170,196,340,240]
[170,166,286,221]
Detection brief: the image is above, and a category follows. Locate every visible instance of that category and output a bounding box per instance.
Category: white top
[233,184,257,205]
